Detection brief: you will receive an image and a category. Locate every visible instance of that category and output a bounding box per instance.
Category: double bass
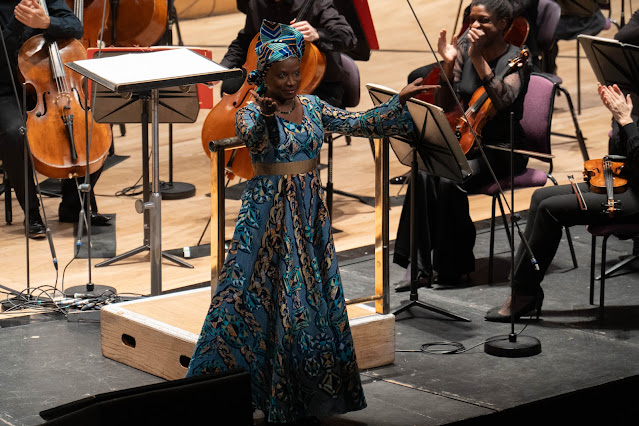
[65,0,168,48]
[18,0,111,180]
[65,0,110,48]
[200,0,326,181]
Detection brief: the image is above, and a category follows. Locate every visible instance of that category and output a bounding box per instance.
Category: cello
[200,0,326,181]
[18,0,112,180]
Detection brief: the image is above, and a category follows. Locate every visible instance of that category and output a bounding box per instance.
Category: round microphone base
[484,334,541,358]
[64,284,118,299]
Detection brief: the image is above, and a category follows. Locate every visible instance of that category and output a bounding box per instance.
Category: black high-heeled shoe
[485,289,544,322]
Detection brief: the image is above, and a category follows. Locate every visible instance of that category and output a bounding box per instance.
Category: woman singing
[186,20,434,424]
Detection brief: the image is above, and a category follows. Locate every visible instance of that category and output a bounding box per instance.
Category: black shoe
[24,214,46,239]
[89,212,112,226]
[59,204,112,226]
[394,276,430,292]
[390,174,408,185]
[433,272,470,287]
[485,289,544,322]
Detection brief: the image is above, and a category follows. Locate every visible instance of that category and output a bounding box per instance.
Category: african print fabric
[187,94,413,423]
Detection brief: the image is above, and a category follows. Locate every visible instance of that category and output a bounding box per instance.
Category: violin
[200,0,326,181]
[65,0,110,49]
[18,0,111,180]
[583,156,628,217]
[455,48,529,156]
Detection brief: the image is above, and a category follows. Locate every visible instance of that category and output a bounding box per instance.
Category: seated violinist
[0,0,110,239]
[394,0,531,290]
[486,83,639,321]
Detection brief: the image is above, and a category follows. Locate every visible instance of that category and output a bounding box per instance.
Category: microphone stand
[62,62,116,299]
[484,113,541,358]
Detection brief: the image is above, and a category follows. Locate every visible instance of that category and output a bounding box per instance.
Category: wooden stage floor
[0,0,618,308]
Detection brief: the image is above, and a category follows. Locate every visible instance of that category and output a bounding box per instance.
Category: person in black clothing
[0,0,110,239]
[615,9,639,44]
[486,83,639,321]
[220,0,357,108]
[394,0,531,290]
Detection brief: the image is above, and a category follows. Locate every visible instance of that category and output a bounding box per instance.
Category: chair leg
[3,175,12,225]
[576,39,581,115]
[489,195,497,284]
[564,226,578,269]
[555,85,589,161]
[590,234,596,305]
[599,234,609,321]
[496,195,512,249]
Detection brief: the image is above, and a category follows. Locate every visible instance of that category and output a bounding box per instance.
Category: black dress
[394,39,531,283]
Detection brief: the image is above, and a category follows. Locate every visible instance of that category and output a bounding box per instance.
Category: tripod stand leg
[95,245,149,267]
[162,251,194,268]
[392,148,470,322]
[392,300,470,322]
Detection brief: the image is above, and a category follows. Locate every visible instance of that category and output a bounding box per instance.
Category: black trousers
[394,149,528,280]
[0,95,101,216]
[514,183,639,295]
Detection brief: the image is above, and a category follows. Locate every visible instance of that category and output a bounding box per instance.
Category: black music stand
[67,49,242,295]
[578,34,639,96]
[367,84,471,322]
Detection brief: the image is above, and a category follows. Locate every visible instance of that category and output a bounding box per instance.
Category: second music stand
[368,84,471,322]
[67,49,242,295]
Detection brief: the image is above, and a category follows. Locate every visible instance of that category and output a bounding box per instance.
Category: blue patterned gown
[187,94,413,423]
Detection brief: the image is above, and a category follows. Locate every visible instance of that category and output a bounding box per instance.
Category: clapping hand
[438,29,458,64]
[598,83,633,127]
[14,0,50,29]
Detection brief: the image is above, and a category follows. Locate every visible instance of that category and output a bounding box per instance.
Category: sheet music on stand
[367,84,471,183]
[67,48,239,92]
[66,49,242,296]
[578,34,639,96]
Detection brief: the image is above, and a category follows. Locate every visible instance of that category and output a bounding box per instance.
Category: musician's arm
[484,65,529,111]
[614,10,639,45]
[221,12,256,69]
[42,0,83,39]
[614,120,639,162]
[311,0,357,53]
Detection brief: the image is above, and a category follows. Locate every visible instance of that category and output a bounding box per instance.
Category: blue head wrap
[246,20,305,93]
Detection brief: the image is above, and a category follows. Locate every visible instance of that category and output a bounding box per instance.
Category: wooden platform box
[101,287,395,381]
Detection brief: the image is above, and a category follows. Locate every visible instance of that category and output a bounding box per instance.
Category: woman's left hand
[399,78,440,104]
[598,83,633,127]
[467,27,487,58]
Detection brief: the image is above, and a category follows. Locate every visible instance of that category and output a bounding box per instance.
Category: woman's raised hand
[250,90,278,116]
[399,78,440,104]
[598,83,633,127]
[438,29,458,64]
